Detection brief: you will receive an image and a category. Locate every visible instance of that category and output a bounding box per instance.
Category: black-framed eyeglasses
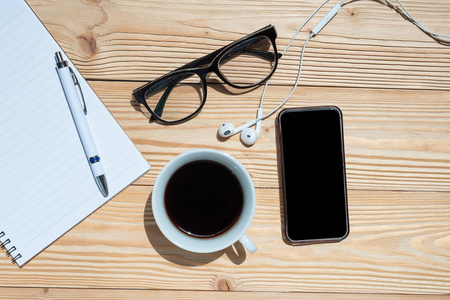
[132,24,280,124]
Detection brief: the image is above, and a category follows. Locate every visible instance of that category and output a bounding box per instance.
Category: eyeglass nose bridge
[195,63,228,88]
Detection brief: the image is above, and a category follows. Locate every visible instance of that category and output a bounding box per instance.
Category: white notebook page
[0,0,150,267]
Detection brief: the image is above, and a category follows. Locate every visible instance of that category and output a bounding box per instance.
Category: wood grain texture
[90,81,450,191]
[0,187,449,294]
[1,0,449,298]
[29,0,450,89]
[1,287,450,300]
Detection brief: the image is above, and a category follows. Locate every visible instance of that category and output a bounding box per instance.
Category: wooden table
[1,0,449,298]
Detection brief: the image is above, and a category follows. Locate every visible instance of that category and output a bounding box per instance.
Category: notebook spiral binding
[0,231,22,265]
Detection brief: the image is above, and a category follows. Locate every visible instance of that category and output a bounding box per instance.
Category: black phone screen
[278,106,349,243]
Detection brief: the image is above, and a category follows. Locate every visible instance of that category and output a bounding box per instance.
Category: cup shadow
[143,192,247,266]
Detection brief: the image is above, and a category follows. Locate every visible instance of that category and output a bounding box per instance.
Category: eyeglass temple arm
[176,38,281,71]
[151,73,189,121]
[151,84,171,120]
[219,39,281,63]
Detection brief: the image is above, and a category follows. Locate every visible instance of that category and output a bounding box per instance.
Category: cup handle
[239,234,257,253]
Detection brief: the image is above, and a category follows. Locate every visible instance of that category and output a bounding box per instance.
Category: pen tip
[55,51,68,68]
[55,51,63,62]
[95,175,109,197]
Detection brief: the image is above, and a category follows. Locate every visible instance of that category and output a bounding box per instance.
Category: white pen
[55,51,109,197]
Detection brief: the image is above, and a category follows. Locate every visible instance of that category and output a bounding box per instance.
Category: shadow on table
[274,117,290,246]
[143,192,247,266]
[129,78,260,122]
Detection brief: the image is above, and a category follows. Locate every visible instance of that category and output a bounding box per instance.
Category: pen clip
[69,67,87,114]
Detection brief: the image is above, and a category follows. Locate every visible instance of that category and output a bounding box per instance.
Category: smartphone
[276,106,349,245]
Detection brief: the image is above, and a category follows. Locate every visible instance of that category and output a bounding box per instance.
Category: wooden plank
[27,0,450,90]
[89,81,450,192]
[0,287,449,300]
[0,187,448,294]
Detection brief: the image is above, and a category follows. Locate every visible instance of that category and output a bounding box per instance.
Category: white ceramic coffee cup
[152,149,257,254]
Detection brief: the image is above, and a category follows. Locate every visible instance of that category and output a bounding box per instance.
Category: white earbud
[240,108,262,146]
[218,122,235,138]
[218,108,263,146]
[240,126,259,146]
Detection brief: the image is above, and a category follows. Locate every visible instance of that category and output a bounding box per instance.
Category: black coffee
[164,160,244,238]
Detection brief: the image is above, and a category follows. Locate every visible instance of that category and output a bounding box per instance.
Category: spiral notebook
[0,0,150,267]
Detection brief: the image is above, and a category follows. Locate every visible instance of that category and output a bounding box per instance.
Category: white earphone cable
[253,0,333,127]
[384,0,450,43]
[232,0,449,137]
[256,34,312,122]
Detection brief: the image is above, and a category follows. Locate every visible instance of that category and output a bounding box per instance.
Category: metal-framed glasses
[132,25,280,124]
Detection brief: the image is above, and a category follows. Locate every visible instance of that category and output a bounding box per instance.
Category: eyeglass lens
[218,36,276,87]
[144,72,205,122]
